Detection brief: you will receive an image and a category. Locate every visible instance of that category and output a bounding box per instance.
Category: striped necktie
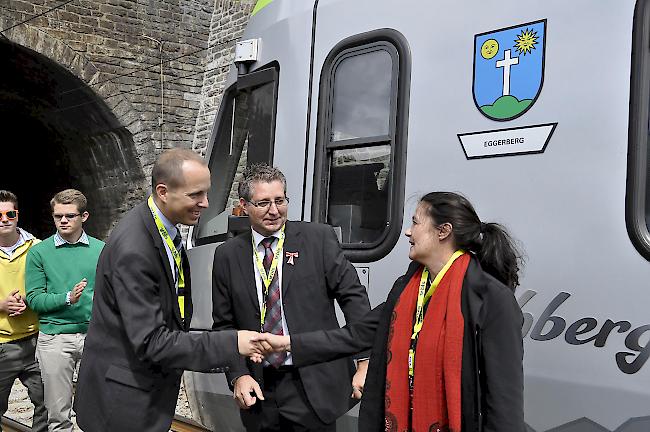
[261,237,287,368]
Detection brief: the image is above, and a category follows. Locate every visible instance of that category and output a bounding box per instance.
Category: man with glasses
[0,190,47,432]
[213,163,371,431]
[26,189,104,432]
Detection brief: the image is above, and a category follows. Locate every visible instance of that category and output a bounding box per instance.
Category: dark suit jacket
[75,202,239,432]
[291,258,525,432]
[212,221,371,425]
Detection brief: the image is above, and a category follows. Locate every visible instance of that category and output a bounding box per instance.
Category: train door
[188,65,279,329]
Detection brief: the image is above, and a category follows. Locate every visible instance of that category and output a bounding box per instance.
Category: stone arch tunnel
[0,39,146,240]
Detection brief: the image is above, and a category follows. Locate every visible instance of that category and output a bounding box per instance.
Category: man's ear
[155,183,168,204]
[239,198,248,215]
[81,211,89,223]
[438,222,453,241]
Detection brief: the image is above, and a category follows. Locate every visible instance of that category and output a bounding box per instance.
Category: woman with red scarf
[254,192,525,432]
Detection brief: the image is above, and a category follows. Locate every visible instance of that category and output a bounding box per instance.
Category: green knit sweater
[25,234,104,334]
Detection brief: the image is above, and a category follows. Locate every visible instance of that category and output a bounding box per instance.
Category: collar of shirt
[54,230,89,247]
[0,228,35,258]
[0,233,22,257]
[18,228,34,243]
[150,200,179,243]
[251,227,282,250]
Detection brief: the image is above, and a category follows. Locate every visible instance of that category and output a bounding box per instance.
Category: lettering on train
[517,290,650,375]
[483,137,524,147]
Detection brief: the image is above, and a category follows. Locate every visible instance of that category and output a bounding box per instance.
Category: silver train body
[185,1,650,430]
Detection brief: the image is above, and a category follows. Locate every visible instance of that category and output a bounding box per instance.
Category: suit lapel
[235,232,260,311]
[281,222,300,297]
[140,203,184,327]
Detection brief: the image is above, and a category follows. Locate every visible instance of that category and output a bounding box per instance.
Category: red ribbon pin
[285,251,298,265]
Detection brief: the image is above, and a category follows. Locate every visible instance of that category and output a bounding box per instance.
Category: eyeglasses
[247,197,290,210]
[53,213,81,221]
[0,210,18,220]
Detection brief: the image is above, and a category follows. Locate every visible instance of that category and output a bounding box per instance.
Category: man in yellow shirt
[0,190,47,432]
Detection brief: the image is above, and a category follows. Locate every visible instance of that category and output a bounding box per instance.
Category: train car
[185,0,650,430]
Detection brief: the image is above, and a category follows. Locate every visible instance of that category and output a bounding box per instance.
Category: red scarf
[384,254,470,432]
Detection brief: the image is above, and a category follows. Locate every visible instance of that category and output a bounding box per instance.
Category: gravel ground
[5,378,193,430]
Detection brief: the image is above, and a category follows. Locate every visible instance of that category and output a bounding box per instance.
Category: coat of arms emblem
[473,20,546,121]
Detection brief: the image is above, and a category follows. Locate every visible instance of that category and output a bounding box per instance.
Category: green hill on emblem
[480,95,532,120]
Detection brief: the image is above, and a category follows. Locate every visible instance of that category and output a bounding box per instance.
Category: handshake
[236,331,291,363]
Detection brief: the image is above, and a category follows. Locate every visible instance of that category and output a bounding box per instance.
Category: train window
[328,145,391,244]
[313,30,410,262]
[194,66,278,245]
[331,49,392,141]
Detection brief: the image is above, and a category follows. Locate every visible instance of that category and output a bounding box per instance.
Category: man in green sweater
[26,189,104,432]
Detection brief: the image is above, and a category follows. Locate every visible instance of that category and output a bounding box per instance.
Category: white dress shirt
[251,228,292,365]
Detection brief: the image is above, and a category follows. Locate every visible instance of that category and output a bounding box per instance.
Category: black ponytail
[476,222,522,289]
[420,192,523,289]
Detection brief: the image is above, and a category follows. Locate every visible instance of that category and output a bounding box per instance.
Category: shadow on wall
[0,40,146,240]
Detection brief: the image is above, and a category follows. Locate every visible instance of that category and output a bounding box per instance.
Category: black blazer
[292,257,525,432]
[75,202,239,432]
[212,221,371,425]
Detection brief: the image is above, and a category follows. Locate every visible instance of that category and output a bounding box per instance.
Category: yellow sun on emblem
[514,28,538,55]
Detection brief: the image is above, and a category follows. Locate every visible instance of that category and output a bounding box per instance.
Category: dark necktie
[173,231,183,252]
[261,237,287,367]
[172,231,185,298]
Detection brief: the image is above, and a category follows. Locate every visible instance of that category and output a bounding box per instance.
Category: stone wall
[192,0,255,157]
[0,0,255,236]
[2,0,218,158]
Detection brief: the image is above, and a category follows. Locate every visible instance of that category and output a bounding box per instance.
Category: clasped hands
[237,331,367,401]
[236,331,290,363]
[0,290,27,317]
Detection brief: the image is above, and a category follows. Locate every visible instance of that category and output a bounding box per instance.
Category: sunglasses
[0,210,18,220]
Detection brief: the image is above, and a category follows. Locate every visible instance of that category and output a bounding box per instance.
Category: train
[184,0,650,430]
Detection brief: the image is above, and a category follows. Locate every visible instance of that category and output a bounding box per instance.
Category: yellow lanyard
[408,250,465,379]
[252,225,286,328]
[148,196,185,319]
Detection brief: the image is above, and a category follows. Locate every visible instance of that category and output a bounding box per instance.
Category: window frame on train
[626,0,650,260]
[312,29,411,263]
[194,64,279,246]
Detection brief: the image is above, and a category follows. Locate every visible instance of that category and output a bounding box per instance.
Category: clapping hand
[70,278,87,304]
[1,290,26,317]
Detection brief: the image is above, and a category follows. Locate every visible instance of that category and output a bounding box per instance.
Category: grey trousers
[36,332,85,432]
[0,334,48,432]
